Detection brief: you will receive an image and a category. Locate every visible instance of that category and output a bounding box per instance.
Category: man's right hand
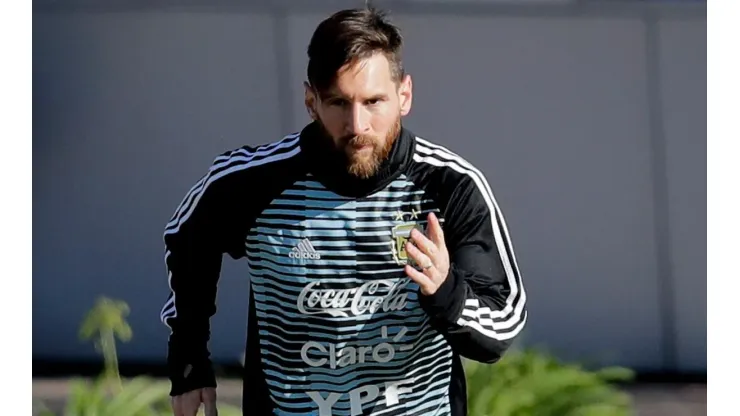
[171,387,218,416]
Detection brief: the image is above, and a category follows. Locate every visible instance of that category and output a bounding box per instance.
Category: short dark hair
[306,7,405,94]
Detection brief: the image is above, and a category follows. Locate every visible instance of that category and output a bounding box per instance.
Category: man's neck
[297,121,414,197]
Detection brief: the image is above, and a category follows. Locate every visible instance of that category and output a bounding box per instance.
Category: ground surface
[33,378,707,415]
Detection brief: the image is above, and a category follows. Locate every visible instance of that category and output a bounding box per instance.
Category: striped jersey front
[247,175,452,415]
[159,124,527,416]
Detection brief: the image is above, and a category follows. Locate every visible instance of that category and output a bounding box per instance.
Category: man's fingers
[203,388,218,416]
[410,228,437,259]
[405,241,433,270]
[404,265,435,295]
[182,400,199,416]
[203,400,218,416]
[174,390,202,416]
[172,397,183,416]
[427,212,445,248]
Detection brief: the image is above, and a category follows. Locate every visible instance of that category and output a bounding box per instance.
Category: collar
[298,121,416,198]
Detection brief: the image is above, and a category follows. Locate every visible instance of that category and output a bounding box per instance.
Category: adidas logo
[289,238,321,260]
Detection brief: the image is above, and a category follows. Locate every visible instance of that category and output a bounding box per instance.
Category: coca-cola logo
[297,279,409,318]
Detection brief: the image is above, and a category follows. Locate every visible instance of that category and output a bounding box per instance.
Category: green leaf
[593,366,635,383]
[104,377,171,416]
[465,348,636,416]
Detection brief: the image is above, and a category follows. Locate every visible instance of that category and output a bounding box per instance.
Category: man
[161,7,527,416]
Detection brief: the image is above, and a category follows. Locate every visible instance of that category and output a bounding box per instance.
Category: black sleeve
[419,175,527,364]
[159,152,248,396]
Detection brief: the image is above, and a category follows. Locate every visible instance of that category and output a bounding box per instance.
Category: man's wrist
[418,264,464,324]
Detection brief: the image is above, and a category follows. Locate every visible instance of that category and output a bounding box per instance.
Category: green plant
[79,297,132,389]
[37,296,242,416]
[464,348,635,416]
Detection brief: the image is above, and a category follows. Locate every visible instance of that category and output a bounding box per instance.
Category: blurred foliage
[465,347,635,416]
[79,297,132,387]
[35,297,637,415]
[35,296,242,416]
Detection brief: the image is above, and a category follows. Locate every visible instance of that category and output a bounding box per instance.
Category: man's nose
[346,104,370,136]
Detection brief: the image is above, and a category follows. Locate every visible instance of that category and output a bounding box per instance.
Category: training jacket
[159,121,527,416]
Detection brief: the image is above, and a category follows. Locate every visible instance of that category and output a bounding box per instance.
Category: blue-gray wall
[33,0,706,373]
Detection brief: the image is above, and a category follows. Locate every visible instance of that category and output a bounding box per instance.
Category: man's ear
[399,74,413,117]
[304,81,318,120]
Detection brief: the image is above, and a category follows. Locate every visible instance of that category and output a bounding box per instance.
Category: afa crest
[391,209,423,266]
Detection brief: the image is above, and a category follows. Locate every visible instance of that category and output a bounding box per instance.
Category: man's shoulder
[208,132,302,172]
[410,134,494,215]
[218,132,302,164]
[410,134,482,178]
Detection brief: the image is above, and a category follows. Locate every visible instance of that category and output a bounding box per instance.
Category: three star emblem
[394,209,420,222]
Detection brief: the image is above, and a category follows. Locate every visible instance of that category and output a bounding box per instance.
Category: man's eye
[366,99,380,106]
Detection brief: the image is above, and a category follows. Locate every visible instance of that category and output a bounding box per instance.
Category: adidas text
[289,239,321,260]
[289,251,321,260]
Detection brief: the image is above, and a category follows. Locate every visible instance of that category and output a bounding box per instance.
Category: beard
[316,115,401,179]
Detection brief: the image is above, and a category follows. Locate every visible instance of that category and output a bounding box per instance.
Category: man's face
[305,53,413,178]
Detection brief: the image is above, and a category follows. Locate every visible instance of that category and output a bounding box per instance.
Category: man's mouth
[348,140,373,151]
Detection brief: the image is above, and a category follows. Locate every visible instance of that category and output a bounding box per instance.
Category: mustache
[345,135,375,147]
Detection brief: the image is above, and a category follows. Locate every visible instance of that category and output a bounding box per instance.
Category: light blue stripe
[248,267,356,281]
[282,189,352,199]
[255,313,428,342]
[255,218,303,226]
[365,190,426,198]
[274,410,314,416]
[407,389,452,415]
[250,271,380,284]
[267,366,452,414]
[255,218,351,228]
[256,330,436,361]
[260,208,405,218]
[355,199,434,208]
[254,302,426,326]
[264,369,306,383]
[356,268,403,274]
[259,325,440,354]
[267,372,451,415]
[404,377,453,409]
[257,322,431,344]
[386,180,416,188]
[293,180,328,188]
[247,238,360,248]
[254,291,416,322]
[247,242,356,255]
[250,250,357,266]
[251,275,418,296]
[251,292,421,318]
[259,339,448,383]
[256,218,401,229]
[355,230,392,236]
[272,199,352,209]
[251,279,419,297]
[259,345,423,376]
[282,189,424,199]
[248,243,377,258]
[254,307,428,331]
[294,180,417,191]
[259,335,447,376]
[248,261,355,276]
[252,227,353,237]
[262,359,447,399]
